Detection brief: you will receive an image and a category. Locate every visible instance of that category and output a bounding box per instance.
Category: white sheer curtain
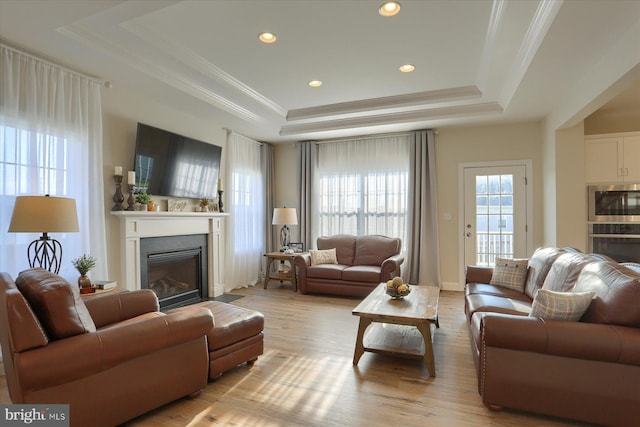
[315,134,410,257]
[224,131,264,291]
[0,44,107,281]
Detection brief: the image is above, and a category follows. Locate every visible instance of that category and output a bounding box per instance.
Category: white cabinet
[585,132,640,183]
[625,136,640,181]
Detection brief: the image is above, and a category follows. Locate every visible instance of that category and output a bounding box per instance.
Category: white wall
[434,122,543,289]
[272,121,544,289]
[100,85,228,285]
[273,143,300,244]
[554,122,587,251]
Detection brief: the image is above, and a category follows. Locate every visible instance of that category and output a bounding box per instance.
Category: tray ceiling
[0,0,638,142]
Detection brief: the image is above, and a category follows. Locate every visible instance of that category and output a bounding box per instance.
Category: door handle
[466,232,472,237]
[625,168,629,176]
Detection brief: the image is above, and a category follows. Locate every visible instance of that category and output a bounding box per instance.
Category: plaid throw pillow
[489,257,529,291]
[530,289,596,321]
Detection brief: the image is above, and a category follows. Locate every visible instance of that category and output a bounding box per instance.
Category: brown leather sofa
[294,234,404,296]
[0,268,214,427]
[465,248,640,426]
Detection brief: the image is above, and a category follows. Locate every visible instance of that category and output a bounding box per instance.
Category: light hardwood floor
[0,286,592,426]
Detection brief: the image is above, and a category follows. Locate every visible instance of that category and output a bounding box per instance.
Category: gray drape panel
[262,143,276,255]
[298,141,317,251]
[406,130,441,287]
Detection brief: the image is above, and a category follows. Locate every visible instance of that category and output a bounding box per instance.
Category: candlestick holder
[126,184,135,211]
[218,190,224,213]
[112,175,125,211]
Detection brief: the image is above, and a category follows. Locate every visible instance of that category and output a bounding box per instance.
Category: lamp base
[27,233,62,274]
[280,225,290,250]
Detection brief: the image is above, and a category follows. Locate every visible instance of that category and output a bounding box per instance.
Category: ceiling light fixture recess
[308,80,323,87]
[379,2,401,17]
[259,32,277,43]
[399,64,415,73]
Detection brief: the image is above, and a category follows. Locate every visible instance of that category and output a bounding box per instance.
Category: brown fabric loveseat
[0,268,214,427]
[294,234,404,297]
[464,248,640,426]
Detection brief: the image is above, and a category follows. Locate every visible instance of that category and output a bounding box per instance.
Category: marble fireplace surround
[111,211,228,298]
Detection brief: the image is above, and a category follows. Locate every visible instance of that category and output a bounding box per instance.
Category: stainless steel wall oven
[588,184,640,263]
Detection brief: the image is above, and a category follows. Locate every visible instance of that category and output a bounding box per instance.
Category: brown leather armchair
[0,268,213,427]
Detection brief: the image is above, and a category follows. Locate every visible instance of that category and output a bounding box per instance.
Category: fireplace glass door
[148,249,200,301]
[140,234,208,310]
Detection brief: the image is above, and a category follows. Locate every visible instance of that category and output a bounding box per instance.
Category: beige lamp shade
[272,208,298,225]
[9,195,79,233]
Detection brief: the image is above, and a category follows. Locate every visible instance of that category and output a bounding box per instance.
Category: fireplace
[140,234,208,310]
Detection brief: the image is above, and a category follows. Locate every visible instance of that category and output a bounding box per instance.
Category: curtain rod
[224,128,264,146]
[315,130,432,144]
[0,42,105,85]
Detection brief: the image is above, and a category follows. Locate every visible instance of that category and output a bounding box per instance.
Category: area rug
[212,294,244,303]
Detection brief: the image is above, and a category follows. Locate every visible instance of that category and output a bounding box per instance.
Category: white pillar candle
[128,171,136,185]
[218,178,223,191]
[114,166,123,176]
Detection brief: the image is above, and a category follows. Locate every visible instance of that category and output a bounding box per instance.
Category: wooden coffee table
[352,283,440,377]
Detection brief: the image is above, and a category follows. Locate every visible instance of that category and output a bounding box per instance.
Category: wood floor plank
[0,287,594,426]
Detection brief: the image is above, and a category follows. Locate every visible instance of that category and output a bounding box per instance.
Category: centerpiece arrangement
[134,191,150,211]
[385,276,411,299]
[72,253,96,294]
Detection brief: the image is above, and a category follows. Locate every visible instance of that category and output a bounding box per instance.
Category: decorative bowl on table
[385,277,411,299]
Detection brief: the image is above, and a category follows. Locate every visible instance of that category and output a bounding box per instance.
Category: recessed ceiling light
[258,32,277,43]
[308,80,323,87]
[399,64,415,73]
[379,1,401,17]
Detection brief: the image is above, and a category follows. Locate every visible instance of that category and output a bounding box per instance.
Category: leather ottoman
[171,300,264,380]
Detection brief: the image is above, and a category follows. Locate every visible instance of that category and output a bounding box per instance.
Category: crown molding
[122,20,287,118]
[280,102,503,136]
[476,0,507,92]
[287,86,482,121]
[57,23,264,123]
[499,0,563,108]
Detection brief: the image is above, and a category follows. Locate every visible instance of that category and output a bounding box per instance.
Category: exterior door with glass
[463,165,528,267]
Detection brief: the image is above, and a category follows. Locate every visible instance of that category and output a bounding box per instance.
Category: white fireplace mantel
[110,211,228,297]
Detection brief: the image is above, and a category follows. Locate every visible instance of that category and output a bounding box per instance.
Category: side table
[80,287,118,297]
[263,252,306,291]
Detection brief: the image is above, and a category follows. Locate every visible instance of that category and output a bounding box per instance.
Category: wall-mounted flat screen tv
[133,123,222,200]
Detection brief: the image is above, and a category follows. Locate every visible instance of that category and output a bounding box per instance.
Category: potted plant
[200,198,210,212]
[72,254,96,291]
[134,191,150,211]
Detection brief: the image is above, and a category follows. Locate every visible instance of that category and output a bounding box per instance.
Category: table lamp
[8,195,79,274]
[272,207,297,250]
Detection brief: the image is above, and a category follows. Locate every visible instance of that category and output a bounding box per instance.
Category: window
[475,174,515,265]
[223,132,265,290]
[230,169,264,253]
[0,45,106,279]
[315,135,410,245]
[0,125,84,277]
[1,126,72,196]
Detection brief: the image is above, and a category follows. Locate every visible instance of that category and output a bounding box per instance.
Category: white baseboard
[441,281,464,292]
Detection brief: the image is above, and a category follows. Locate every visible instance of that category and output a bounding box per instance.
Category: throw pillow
[489,258,529,292]
[529,289,596,321]
[16,268,97,340]
[310,248,338,266]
